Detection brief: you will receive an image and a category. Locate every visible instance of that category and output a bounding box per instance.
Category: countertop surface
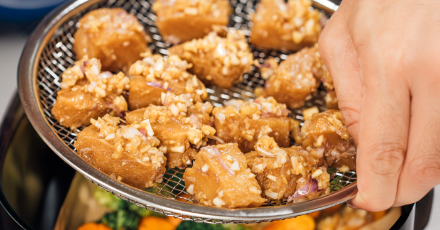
[0,20,438,230]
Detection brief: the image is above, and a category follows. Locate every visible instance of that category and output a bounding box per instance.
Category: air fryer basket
[18,0,357,224]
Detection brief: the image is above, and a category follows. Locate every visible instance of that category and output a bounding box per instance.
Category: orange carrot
[138,216,175,230]
[308,211,321,219]
[167,216,183,227]
[263,215,315,230]
[77,223,112,230]
[176,193,190,203]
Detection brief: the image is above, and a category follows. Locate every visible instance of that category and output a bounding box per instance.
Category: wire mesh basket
[18,0,356,224]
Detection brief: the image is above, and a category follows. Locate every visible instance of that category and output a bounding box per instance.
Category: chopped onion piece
[202,164,209,172]
[171,146,185,153]
[121,127,142,139]
[88,81,97,92]
[288,177,319,201]
[187,184,194,194]
[231,161,240,171]
[202,146,235,175]
[265,190,279,199]
[256,146,275,157]
[98,71,113,79]
[207,136,225,144]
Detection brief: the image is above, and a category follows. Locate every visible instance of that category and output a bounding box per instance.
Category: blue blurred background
[0,0,68,22]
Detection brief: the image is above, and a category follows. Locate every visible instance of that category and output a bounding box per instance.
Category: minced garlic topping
[60,56,130,110]
[90,114,166,168]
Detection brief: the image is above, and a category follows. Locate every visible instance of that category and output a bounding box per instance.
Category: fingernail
[346,200,360,209]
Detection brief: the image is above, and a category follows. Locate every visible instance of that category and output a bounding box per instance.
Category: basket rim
[17,0,355,221]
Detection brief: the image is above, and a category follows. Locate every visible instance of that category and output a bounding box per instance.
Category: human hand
[318,0,440,211]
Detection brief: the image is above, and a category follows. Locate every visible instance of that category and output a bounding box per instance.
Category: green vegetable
[94,187,126,210]
[94,186,166,229]
[176,221,249,230]
[100,209,141,230]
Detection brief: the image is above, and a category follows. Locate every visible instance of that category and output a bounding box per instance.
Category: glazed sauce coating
[169,28,253,89]
[246,136,330,202]
[75,115,166,189]
[301,110,357,170]
[126,92,215,169]
[250,0,324,51]
[128,53,207,110]
[213,96,290,153]
[184,144,266,208]
[52,57,130,129]
[74,8,151,72]
[153,0,231,44]
[264,44,326,109]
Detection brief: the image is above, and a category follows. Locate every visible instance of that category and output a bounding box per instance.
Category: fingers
[350,42,410,211]
[395,52,440,206]
[318,4,362,143]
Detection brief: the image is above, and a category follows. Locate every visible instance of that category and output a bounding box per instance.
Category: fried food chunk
[169,28,253,89]
[245,136,329,202]
[74,8,151,72]
[152,0,231,44]
[325,90,338,110]
[264,44,326,109]
[128,53,207,110]
[126,92,216,169]
[184,144,266,208]
[317,206,374,230]
[250,0,324,51]
[52,57,130,129]
[74,114,166,189]
[301,110,357,170]
[320,69,339,109]
[212,97,290,153]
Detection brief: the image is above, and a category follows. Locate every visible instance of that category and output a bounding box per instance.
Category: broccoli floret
[100,209,141,230]
[94,186,167,229]
[127,203,165,218]
[94,187,127,210]
[176,221,248,230]
[222,224,249,230]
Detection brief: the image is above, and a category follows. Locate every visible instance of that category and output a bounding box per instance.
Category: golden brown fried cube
[325,90,339,109]
[317,206,373,230]
[290,118,303,145]
[169,29,253,89]
[74,8,151,72]
[184,144,266,208]
[320,67,339,109]
[128,53,207,110]
[245,136,329,202]
[152,0,231,44]
[52,57,130,129]
[74,115,166,189]
[212,96,290,153]
[264,44,325,109]
[250,0,324,51]
[301,110,357,170]
[126,92,215,169]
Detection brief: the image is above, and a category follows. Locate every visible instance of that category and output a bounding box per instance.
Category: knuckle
[366,140,405,176]
[410,153,440,184]
[408,120,440,184]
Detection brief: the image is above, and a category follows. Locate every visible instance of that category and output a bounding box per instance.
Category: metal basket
[18,0,356,224]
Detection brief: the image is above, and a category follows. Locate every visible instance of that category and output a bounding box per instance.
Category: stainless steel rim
[18,0,357,223]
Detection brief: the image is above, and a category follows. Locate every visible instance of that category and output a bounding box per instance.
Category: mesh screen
[36,0,355,223]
